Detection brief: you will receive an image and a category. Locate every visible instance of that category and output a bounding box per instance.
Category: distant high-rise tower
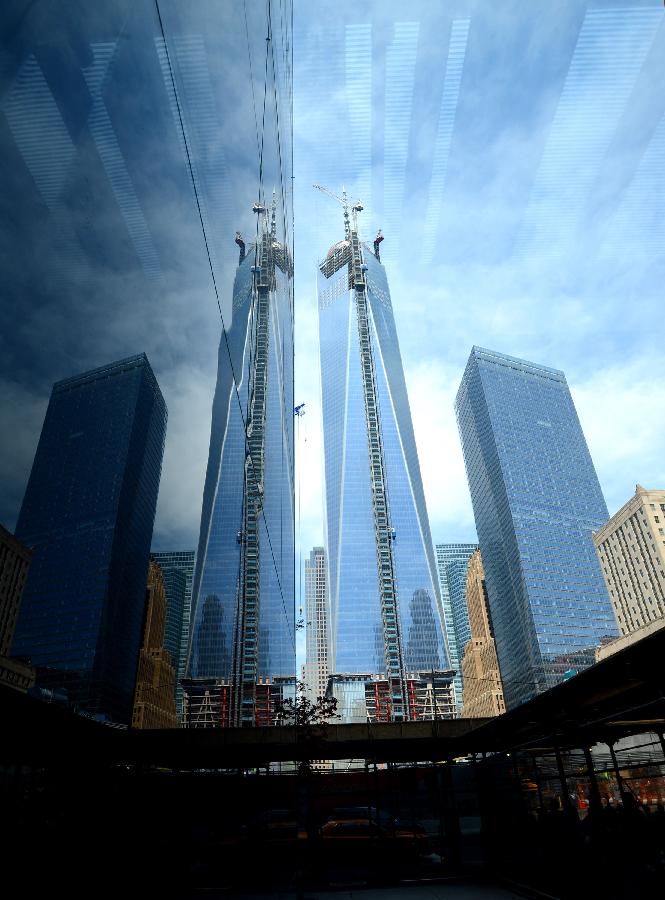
[189,202,294,726]
[12,355,167,723]
[132,559,178,729]
[460,549,504,718]
[435,543,478,711]
[303,546,328,702]
[455,347,617,709]
[317,193,447,722]
[151,549,195,721]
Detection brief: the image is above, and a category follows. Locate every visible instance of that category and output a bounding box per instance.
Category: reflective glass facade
[151,549,195,720]
[189,242,294,689]
[161,567,186,672]
[318,241,447,681]
[12,355,167,723]
[0,2,294,725]
[0,3,293,528]
[455,347,618,709]
[435,543,478,711]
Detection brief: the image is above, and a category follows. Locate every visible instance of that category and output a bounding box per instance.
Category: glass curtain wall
[318,239,447,688]
[455,347,618,709]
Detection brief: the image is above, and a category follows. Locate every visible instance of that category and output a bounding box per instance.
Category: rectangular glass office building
[435,543,478,712]
[455,347,617,709]
[12,355,167,723]
[151,549,195,721]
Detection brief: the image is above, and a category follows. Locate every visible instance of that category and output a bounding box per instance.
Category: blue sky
[293,0,665,575]
[1,1,664,654]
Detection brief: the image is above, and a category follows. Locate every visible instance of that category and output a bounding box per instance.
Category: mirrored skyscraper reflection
[188,204,294,726]
[0,1,295,728]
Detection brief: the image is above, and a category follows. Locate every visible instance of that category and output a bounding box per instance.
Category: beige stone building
[0,523,32,656]
[596,617,665,662]
[132,560,178,729]
[0,525,35,692]
[460,549,505,718]
[592,485,665,638]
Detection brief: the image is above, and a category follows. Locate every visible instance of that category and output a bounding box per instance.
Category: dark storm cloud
[0,0,291,542]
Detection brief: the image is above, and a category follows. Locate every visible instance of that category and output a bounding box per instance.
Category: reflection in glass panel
[1,1,294,727]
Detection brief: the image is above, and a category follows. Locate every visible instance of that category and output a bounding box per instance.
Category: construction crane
[314,184,408,722]
[313,184,364,240]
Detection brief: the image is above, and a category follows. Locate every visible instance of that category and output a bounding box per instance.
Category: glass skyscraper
[318,207,447,721]
[455,347,618,709]
[435,543,478,712]
[188,205,294,726]
[151,549,195,721]
[12,354,167,723]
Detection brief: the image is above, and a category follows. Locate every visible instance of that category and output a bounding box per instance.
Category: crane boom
[313,183,364,238]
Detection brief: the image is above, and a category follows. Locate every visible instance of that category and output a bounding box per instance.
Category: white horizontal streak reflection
[516,6,662,255]
[422,19,470,262]
[606,111,665,255]
[345,23,372,217]
[155,34,231,287]
[383,22,419,255]
[2,55,76,209]
[84,43,161,278]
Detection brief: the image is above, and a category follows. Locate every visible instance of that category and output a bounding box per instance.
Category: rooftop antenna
[270,189,277,239]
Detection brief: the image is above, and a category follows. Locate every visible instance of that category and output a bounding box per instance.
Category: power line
[154,0,294,652]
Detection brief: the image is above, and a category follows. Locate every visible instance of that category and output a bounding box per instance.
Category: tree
[274,681,340,775]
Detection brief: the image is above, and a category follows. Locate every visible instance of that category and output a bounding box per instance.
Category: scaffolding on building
[230,198,292,728]
[327,670,457,724]
[183,675,296,730]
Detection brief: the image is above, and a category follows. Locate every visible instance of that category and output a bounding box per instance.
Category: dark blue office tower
[12,354,167,723]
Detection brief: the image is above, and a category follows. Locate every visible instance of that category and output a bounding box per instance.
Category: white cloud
[572,357,665,516]
[0,381,49,529]
[153,363,214,549]
[405,359,476,543]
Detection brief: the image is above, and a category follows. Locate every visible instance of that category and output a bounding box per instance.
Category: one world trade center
[317,192,450,722]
